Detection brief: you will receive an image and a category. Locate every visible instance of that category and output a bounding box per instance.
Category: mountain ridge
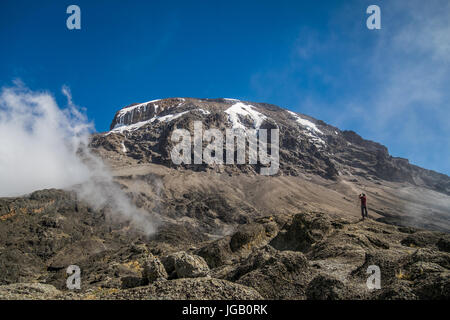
[95,97,450,196]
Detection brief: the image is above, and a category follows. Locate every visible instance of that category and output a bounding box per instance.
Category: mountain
[92,98,450,232]
[0,97,449,300]
[100,98,449,193]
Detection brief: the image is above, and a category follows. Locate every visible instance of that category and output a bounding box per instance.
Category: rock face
[142,254,168,284]
[121,276,143,289]
[270,213,331,252]
[195,239,233,269]
[306,275,351,300]
[230,224,266,252]
[233,247,316,299]
[171,252,210,279]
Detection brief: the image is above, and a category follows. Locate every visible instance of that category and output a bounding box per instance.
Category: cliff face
[98,97,450,195]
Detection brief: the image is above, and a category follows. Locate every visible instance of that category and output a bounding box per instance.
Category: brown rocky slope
[0,187,449,299]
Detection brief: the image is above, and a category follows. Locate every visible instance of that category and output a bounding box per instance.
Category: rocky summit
[0,98,449,300]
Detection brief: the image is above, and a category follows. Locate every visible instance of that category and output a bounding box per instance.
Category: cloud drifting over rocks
[0,84,157,234]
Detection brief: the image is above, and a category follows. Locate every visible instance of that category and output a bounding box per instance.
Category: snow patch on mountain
[117,99,161,118]
[109,109,209,134]
[223,98,240,102]
[113,101,159,129]
[175,98,186,108]
[287,110,323,134]
[287,110,326,147]
[197,108,211,115]
[305,131,326,146]
[224,102,267,129]
[157,110,191,122]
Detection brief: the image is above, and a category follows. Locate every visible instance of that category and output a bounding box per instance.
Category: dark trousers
[361,205,368,218]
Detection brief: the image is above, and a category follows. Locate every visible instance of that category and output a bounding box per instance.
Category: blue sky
[1,0,449,175]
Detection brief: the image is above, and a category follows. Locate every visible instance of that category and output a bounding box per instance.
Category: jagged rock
[162,252,210,279]
[270,212,331,252]
[226,246,316,299]
[195,238,233,268]
[407,261,446,279]
[230,224,266,252]
[175,252,210,278]
[142,254,168,284]
[120,276,143,289]
[306,275,350,300]
[308,233,367,261]
[161,252,183,277]
[226,245,281,281]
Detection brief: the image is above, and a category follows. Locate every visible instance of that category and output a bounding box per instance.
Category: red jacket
[359,195,367,206]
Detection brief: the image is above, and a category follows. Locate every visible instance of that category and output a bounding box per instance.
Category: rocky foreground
[0,189,449,300]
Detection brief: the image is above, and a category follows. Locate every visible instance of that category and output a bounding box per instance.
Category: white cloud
[0,84,157,234]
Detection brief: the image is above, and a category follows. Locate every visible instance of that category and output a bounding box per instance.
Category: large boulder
[226,246,316,299]
[270,212,331,252]
[306,275,350,300]
[195,238,233,268]
[162,252,210,279]
[230,224,267,252]
[121,276,143,289]
[142,254,168,284]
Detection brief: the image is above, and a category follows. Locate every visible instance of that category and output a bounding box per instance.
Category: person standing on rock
[359,193,369,219]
